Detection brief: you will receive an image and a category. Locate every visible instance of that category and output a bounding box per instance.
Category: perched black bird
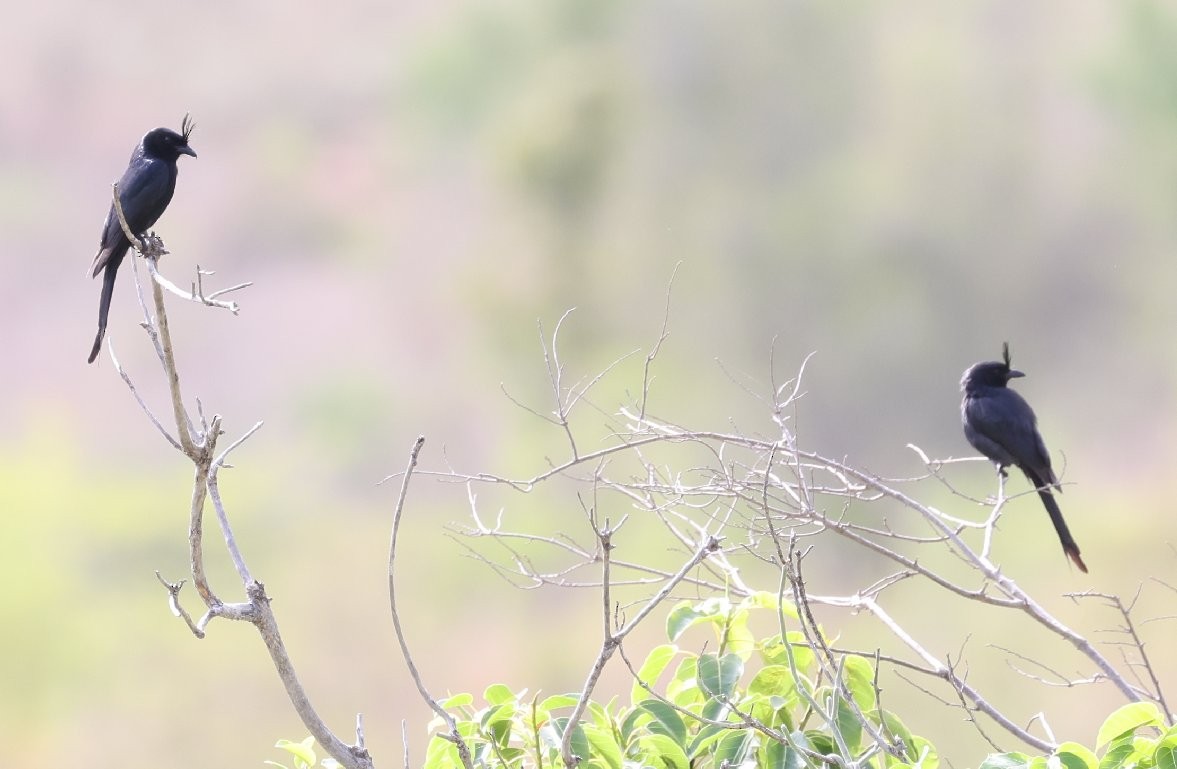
[87,116,196,363]
[960,343,1086,572]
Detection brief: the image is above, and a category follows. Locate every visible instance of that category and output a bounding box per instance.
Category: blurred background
[3,0,1177,765]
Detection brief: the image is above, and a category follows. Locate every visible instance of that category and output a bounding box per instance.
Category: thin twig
[154,571,204,638]
[387,437,475,769]
[639,261,679,421]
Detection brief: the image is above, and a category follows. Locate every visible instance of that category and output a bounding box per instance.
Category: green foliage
[273,608,1172,769]
[981,703,1173,769]
[265,736,340,769]
[413,593,934,769]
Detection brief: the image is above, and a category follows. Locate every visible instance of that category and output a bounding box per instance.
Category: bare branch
[111,182,145,253]
[638,261,679,421]
[154,571,204,638]
[387,437,475,769]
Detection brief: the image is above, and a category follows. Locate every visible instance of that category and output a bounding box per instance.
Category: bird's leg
[137,231,168,262]
[980,463,1009,507]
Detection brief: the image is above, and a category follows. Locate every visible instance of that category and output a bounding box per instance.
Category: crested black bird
[960,343,1087,573]
[87,116,196,364]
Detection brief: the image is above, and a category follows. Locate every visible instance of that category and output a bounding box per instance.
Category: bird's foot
[137,231,169,261]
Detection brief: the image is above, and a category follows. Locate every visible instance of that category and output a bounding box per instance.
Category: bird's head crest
[181,113,196,144]
[1002,341,1012,369]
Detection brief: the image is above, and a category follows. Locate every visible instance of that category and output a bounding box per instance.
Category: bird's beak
[180,145,197,158]
[1008,369,1025,378]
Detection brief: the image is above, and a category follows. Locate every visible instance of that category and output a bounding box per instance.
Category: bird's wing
[96,156,174,254]
[1030,428,1060,489]
[967,390,1057,486]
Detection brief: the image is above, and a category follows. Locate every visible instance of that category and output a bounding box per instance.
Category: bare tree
[106,226,1170,767]
[404,290,1171,764]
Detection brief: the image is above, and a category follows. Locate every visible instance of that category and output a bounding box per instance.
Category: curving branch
[385,436,475,769]
[420,300,1154,755]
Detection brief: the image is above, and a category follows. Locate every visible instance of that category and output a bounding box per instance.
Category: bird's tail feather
[89,247,110,278]
[1024,468,1087,573]
[88,257,120,364]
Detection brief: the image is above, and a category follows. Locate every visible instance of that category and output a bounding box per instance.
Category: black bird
[87,116,196,363]
[960,343,1087,573]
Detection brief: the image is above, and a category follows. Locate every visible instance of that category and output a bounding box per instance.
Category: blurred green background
[4,0,1177,765]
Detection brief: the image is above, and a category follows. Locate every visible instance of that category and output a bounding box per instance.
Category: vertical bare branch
[386,437,474,769]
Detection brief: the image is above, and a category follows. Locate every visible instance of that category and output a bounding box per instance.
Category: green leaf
[804,730,834,756]
[553,717,592,764]
[484,683,516,706]
[583,722,624,769]
[586,699,614,730]
[423,734,459,769]
[980,753,1032,769]
[698,652,743,699]
[741,590,781,612]
[480,702,513,730]
[666,602,710,641]
[911,735,939,769]
[636,733,690,769]
[620,707,648,744]
[1055,742,1098,769]
[1097,703,1165,749]
[700,696,731,723]
[666,656,701,708]
[439,692,473,709]
[834,692,863,753]
[748,697,793,733]
[761,633,815,674]
[686,723,728,758]
[879,711,916,757]
[538,721,563,751]
[479,703,514,745]
[748,665,797,700]
[540,693,582,711]
[1099,738,1135,769]
[842,655,878,711]
[763,737,807,769]
[632,645,678,705]
[471,742,493,765]
[723,608,757,658]
[713,730,754,766]
[1155,737,1177,769]
[637,700,688,746]
[274,737,316,769]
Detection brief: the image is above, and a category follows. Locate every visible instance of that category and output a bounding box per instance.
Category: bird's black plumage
[87,117,196,363]
[960,343,1086,573]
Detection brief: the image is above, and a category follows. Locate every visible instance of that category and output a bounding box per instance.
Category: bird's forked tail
[1023,468,1088,573]
[88,257,120,364]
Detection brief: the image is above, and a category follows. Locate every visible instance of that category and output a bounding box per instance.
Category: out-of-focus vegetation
[270,599,1173,769]
[3,1,1177,767]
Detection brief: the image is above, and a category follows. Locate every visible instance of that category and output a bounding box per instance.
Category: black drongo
[960,343,1087,572]
[88,116,196,363]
